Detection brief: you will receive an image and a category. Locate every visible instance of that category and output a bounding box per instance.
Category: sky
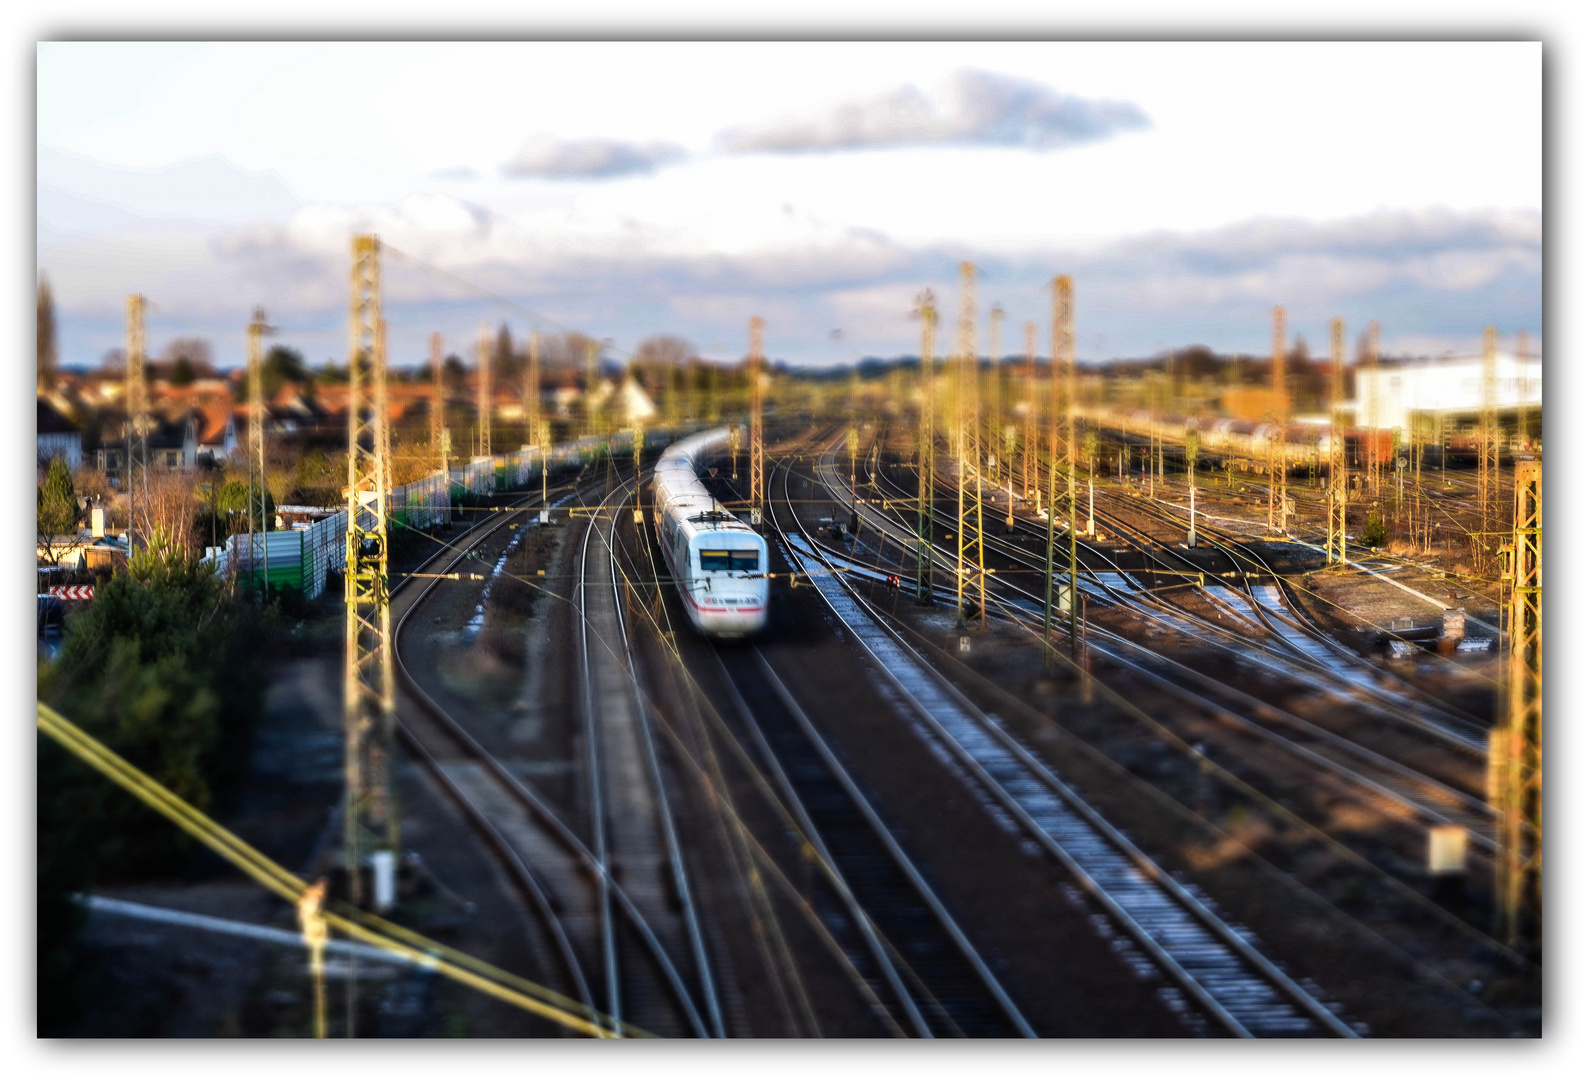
[35,41,1542,370]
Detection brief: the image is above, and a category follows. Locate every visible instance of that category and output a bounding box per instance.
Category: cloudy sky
[36,41,1541,370]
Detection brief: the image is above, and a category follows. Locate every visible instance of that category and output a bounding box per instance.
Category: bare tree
[143,470,203,556]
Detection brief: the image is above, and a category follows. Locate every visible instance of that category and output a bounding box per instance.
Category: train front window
[699,549,760,572]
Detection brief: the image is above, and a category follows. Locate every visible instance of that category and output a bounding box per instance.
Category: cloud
[37,145,302,222]
[429,165,481,182]
[500,134,688,180]
[40,197,1539,370]
[715,68,1150,155]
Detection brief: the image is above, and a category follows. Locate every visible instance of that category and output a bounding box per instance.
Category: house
[37,398,82,469]
[94,413,199,476]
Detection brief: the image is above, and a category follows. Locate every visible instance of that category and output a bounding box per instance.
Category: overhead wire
[35,701,639,1039]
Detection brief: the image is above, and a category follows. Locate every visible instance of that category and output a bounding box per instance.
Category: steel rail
[778,441,1352,1035]
[710,650,933,1039]
[603,475,726,1038]
[392,473,711,1037]
[751,648,1037,1038]
[835,454,1496,842]
[774,439,1356,1037]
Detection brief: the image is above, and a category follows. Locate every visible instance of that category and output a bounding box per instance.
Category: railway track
[839,448,1495,843]
[771,437,1359,1038]
[574,473,723,1037]
[388,466,721,1037]
[710,643,1035,1037]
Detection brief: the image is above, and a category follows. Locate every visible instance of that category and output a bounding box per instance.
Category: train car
[652,428,769,637]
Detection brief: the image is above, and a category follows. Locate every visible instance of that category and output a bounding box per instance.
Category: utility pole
[1479,325,1499,571]
[748,317,765,525]
[1269,305,1289,536]
[1492,458,1542,946]
[1327,318,1348,564]
[913,292,937,605]
[125,294,149,546]
[248,306,274,595]
[476,324,492,461]
[343,234,398,933]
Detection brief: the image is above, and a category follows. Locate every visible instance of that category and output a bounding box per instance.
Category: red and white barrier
[48,585,94,601]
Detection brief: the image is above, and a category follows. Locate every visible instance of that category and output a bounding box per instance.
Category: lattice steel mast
[526,330,541,454]
[748,317,765,524]
[1268,305,1288,535]
[248,306,274,592]
[124,294,150,545]
[430,333,447,476]
[585,339,601,440]
[1063,277,1079,658]
[1365,320,1381,499]
[1023,321,1036,509]
[1327,318,1348,564]
[476,324,492,459]
[1495,458,1542,945]
[913,292,937,605]
[1479,325,1499,569]
[1043,276,1074,665]
[953,262,979,626]
[343,235,398,913]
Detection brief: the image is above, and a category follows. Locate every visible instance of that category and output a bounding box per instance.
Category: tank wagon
[652,428,769,637]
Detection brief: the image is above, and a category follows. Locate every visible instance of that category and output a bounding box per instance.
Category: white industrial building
[1348,350,1541,444]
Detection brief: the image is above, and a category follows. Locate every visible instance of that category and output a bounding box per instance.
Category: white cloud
[716,68,1150,155]
[501,134,688,180]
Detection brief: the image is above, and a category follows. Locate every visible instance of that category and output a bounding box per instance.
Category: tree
[38,276,58,393]
[162,336,212,367]
[37,525,269,1030]
[258,344,309,400]
[36,455,81,565]
[169,356,196,387]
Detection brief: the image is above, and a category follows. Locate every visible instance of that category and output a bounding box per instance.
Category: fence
[392,471,449,530]
[453,456,495,497]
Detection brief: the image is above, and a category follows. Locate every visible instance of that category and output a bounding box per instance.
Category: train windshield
[699,549,760,572]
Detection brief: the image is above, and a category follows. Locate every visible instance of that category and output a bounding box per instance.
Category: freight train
[652,428,769,637]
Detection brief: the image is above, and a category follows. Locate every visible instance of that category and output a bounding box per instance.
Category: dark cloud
[500,135,688,180]
[715,68,1150,155]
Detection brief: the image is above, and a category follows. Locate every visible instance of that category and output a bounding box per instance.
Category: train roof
[654,427,759,537]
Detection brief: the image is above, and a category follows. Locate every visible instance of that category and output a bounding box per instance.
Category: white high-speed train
[652,428,769,637]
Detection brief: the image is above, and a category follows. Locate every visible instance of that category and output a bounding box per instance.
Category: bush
[1360,508,1387,548]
